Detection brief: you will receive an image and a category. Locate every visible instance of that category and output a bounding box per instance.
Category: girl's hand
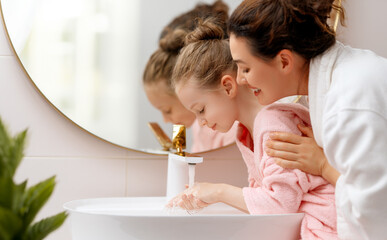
[264,124,326,177]
[168,182,218,210]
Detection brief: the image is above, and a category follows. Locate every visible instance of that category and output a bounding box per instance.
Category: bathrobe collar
[308,41,342,146]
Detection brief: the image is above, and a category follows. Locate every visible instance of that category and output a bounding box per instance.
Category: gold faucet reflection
[172,124,186,156]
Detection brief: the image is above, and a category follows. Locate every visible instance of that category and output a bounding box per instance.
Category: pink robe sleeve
[243,140,311,214]
[242,104,312,215]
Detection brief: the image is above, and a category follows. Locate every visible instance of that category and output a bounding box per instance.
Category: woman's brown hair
[143,0,229,94]
[227,0,345,60]
[172,18,237,90]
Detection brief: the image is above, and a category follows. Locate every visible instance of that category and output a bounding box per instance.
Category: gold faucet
[172,124,186,156]
[148,122,173,151]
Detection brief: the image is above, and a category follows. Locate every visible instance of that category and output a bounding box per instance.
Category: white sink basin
[63,197,304,240]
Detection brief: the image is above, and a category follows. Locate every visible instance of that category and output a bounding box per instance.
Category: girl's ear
[276,49,293,74]
[220,74,237,98]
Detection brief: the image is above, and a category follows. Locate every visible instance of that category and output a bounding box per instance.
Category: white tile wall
[126,158,168,197]
[338,0,387,58]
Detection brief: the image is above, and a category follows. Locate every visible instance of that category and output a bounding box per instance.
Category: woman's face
[175,80,238,133]
[229,34,290,105]
[144,80,195,127]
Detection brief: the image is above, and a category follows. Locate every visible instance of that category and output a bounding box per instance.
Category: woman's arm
[265,124,340,185]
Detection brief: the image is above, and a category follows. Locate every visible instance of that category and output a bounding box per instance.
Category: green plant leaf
[23,211,68,240]
[0,118,12,178]
[0,177,26,211]
[0,118,27,179]
[13,180,28,213]
[8,130,27,177]
[0,176,14,208]
[0,206,23,240]
[0,117,67,239]
[20,176,56,231]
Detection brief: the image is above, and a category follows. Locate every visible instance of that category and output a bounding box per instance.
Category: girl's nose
[162,114,172,123]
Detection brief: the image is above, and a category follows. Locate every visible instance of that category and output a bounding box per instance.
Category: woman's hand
[265,124,327,176]
[265,124,340,185]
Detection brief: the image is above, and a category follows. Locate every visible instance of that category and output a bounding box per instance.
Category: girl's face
[175,79,238,133]
[229,34,291,105]
[144,80,195,127]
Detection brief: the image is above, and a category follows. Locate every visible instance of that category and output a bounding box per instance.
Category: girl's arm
[167,182,249,213]
[265,124,340,185]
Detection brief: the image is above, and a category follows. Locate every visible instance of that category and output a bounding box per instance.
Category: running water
[188,163,196,188]
[165,163,198,215]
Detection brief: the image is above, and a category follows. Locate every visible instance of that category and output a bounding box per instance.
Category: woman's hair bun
[185,17,225,45]
[159,28,187,54]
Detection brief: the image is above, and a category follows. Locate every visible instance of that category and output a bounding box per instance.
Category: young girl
[227,0,387,238]
[143,0,237,152]
[170,18,337,240]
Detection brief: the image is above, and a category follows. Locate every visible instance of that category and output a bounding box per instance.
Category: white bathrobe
[309,41,387,240]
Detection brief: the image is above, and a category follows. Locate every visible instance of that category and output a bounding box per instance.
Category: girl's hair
[143,0,229,94]
[143,29,186,95]
[172,18,237,90]
[227,0,345,61]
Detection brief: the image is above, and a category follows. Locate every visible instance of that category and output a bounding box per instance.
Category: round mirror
[0,0,239,152]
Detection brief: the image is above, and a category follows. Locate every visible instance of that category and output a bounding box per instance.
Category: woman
[227,0,387,239]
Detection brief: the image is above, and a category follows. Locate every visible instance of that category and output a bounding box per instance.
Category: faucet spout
[166,125,203,200]
[166,153,203,200]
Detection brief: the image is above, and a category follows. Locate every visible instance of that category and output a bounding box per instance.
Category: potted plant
[0,118,67,240]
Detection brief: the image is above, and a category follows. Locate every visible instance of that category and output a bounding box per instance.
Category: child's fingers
[195,199,209,208]
[166,195,179,208]
[180,194,195,210]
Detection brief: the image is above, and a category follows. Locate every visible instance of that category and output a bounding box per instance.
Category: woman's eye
[164,109,172,114]
[242,68,249,73]
[199,108,205,114]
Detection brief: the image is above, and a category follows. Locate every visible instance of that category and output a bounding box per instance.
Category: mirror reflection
[1,0,239,152]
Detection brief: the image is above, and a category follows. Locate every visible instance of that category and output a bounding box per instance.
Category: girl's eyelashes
[164,109,172,115]
[199,107,205,115]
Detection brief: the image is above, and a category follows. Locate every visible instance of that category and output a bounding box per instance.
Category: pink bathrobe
[236,103,337,240]
[191,119,237,152]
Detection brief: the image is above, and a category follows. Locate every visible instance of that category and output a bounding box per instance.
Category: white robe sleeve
[324,109,387,240]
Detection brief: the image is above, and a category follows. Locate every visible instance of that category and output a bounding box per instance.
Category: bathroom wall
[1,1,387,240]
